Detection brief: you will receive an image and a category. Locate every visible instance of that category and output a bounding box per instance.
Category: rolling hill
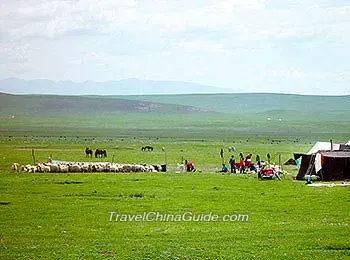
[0,93,214,116]
[1,92,349,139]
[1,92,350,118]
[122,93,350,114]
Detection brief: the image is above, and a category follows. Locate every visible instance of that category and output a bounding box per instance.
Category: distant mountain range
[0,78,238,95]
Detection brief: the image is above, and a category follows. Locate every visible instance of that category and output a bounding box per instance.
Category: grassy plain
[1,136,349,259]
[0,93,349,259]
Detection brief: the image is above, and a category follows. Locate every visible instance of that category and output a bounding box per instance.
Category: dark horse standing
[95,149,107,158]
[141,146,154,151]
[85,148,93,157]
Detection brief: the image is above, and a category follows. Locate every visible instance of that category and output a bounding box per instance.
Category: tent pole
[330,139,333,151]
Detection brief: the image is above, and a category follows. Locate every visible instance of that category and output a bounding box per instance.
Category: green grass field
[0,93,349,259]
[0,136,349,259]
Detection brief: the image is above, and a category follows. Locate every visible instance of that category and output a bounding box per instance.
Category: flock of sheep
[11,162,164,173]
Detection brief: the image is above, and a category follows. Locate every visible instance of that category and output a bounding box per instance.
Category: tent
[284,158,297,165]
[306,141,340,154]
[321,151,350,181]
[295,141,350,181]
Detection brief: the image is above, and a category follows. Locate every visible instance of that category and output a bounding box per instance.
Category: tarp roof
[307,142,340,154]
[322,151,350,158]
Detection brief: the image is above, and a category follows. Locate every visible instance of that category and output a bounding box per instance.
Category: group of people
[184,152,272,174]
[219,152,271,174]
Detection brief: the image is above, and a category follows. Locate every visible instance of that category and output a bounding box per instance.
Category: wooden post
[32,149,36,165]
[279,154,282,170]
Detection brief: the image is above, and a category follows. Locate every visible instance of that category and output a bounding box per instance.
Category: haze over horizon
[1,1,350,95]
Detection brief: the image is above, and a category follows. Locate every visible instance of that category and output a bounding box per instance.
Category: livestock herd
[85,148,107,158]
[11,162,164,173]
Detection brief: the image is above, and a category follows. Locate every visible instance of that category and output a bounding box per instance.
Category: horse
[95,149,107,158]
[141,146,154,151]
[85,148,93,157]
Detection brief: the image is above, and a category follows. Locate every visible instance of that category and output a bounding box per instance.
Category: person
[256,154,261,168]
[250,164,257,173]
[267,153,271,164]
[185,160,196,172]
[259,165,274,179]
[220,148,224,159]
[245,153,252,168]
[239,157,245,173]
[229,155,236,173]
[219,164,229,173]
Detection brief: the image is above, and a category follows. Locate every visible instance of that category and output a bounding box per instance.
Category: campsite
[2,1,350,257]
[1,93,349,259]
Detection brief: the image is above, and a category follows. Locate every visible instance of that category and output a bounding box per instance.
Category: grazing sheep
[11,163,20,172]
[58,164,69,173]
[24,165,38,173]
[68,164,82,173]
[152,164,162,172]
[107,163,120,173]
[21,165,29,172]
[37,163,51,173]
[121,164,132,172]
[80,163,90,172]
[48,163,59,173]
[13,161,165,174]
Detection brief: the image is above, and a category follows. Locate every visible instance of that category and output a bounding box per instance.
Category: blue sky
[0,0,349,95]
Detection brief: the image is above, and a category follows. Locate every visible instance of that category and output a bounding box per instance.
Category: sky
[0,0,349,95]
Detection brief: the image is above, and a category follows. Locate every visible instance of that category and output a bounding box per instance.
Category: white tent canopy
[307,142,340,154]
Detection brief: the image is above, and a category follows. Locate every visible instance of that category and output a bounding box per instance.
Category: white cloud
[0,0,349,94]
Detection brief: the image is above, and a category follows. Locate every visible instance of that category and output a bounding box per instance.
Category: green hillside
[123,93,350,114]
[0,93,213,116]
[1,92,349,140]
[2,92,350,116]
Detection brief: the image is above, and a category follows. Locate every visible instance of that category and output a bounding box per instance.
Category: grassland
[1,168,349,259]
[0,93,349,259]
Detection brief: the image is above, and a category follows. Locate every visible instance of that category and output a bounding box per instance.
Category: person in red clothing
[245,153,252,168]
[239,157,245,173]
[185,160,196,172]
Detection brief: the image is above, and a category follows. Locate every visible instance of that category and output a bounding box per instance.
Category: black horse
[95,149,107,158]
[141,146,154,151]
[85,148,93,157]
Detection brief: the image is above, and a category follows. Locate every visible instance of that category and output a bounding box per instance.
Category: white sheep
[58,164,69,173]
[68,164,82,172]
[48,163,59,173]
[37,163,50,173]
[11,163,20,172]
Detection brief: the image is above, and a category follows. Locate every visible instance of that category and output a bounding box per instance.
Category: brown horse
[141,146,154,151]
[85,148,93,157]
[95,149,107,158]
